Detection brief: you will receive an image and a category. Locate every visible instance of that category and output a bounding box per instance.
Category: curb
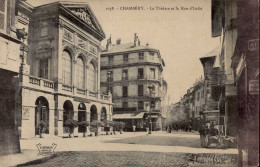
[16,153,58,166]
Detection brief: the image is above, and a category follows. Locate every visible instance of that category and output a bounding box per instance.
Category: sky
[27,0,220,104]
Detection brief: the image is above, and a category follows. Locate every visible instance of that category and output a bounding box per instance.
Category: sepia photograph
[0,0,259,166]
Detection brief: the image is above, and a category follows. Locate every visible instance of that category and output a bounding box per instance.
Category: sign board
[74,97,90,103]
[22,107,30,120]
[248,39,259,51]
[249,80,259,95]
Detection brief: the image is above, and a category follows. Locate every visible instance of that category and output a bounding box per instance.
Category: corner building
[19,2,112,138]
[101,35,167,131]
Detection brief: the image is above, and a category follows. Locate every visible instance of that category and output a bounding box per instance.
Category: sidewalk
[0,150,55,167]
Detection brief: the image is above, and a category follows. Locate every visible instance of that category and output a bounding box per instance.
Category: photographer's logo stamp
[36,143,57,156]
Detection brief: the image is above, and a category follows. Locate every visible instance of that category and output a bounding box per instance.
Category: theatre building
[17,1,112,138]
[100,35,168,131]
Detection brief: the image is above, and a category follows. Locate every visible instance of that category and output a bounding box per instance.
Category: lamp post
[107,71,111,94]
[148,85,153,134]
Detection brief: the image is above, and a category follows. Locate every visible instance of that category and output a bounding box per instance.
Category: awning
[113,112,145,119]
[203,110,219,114]
[151,115,159,118]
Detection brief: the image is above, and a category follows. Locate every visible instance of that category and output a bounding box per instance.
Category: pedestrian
[132,125,136,132]
[199,124,206,147]
[168,126,171,133]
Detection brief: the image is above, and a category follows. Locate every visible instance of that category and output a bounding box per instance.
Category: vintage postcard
[0,0,259,166]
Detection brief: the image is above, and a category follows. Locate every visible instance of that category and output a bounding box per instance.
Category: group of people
[166,121,192,133]
[199,122,219,147]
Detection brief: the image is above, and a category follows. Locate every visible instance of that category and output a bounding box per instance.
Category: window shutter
[0,0,6,31]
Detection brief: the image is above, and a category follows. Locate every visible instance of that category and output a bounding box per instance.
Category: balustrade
[29,76,40,86]
[43,80,54,88]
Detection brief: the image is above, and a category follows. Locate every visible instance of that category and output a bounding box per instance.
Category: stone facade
[100,35,167,131]
[11,1,113,139]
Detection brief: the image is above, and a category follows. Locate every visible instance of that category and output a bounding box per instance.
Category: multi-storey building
[0,0,27,156]
[100,34,167,131]
[12,1,113,139]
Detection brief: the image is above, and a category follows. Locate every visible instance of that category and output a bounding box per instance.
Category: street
[18,131,238,167]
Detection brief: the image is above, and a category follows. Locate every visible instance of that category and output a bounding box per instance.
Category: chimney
[116,38,121,45]
[134,33,138,47]
[106,35,112,51]
[146,43,149,47]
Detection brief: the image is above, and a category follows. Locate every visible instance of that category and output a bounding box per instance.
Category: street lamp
[148,85,153,134]
[107,71,111,94]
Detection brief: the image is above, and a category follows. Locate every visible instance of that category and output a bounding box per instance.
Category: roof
[113,112,145,119]
[102,42,160,55]
[33,1,106,40]
[200,46,220,65]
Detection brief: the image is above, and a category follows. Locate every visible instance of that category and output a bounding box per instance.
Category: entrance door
[35,105,49,135]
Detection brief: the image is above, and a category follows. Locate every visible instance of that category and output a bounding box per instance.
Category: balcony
[22,75,112,103]
[22,75,55,93]
[101,57,163,68]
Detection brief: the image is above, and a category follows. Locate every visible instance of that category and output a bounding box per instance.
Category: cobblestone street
[17,131,238,167]
[25,151,190,167]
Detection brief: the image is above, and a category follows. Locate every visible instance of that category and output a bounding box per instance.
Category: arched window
[76,57,84,89]
[87,63,95,92]
[62,51,72,85]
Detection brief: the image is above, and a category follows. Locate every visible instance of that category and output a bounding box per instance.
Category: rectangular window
[138,68,144,79]
[122,86,128,97]
[138,85,143,96]
[0,0,6,31]
[139,52,144,60]
[122,69,128,80]
[138,101,144,110]
[201,89,204,98]
[149,52,154,60]
[150,68,155,79]
[123,54,128,62]
[122,102,128,108]
[108,56,113,65]
[39,59,48,79]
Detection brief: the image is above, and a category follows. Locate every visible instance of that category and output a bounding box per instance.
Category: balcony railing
[89,91,97,97]
[77,88,85,95]
[101,57,162,66]
[24,75,111,103]
[29,76,40,86]
[26,75,54,91]
[43,79,54,89]
[62,84,73,92]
